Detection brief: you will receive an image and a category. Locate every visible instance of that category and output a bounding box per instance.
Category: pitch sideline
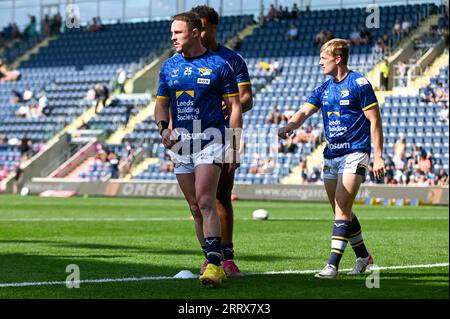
[0,263,448,288]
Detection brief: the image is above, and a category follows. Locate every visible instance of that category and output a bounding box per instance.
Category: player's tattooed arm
[278,103,318,139]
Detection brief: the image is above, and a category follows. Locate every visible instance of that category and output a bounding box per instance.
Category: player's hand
[372,156,386,180]
[161,129,176,149]
[278,124,294,139]
[221,101,230,121]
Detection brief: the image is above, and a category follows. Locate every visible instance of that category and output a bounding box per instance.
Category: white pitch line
[0,263,447,288]
[0,216,447,222]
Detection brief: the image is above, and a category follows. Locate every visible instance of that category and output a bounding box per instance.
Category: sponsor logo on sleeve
[355,77,369,86]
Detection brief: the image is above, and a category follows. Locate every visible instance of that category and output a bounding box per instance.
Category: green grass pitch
[0,195,447,299]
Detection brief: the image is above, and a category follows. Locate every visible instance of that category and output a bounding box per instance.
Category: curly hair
[191,5,220,25]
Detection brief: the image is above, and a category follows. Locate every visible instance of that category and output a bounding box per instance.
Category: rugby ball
[252,209,269,220]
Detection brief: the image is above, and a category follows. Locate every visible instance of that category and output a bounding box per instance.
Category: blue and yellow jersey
[305,71,378,159]
[157,49,239,149]
[215,44,251,87]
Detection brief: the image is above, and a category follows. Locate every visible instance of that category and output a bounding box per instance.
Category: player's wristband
[157,120,169,135]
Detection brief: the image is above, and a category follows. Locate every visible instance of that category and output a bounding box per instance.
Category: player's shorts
[322,151,369,180]
[168,143,224,175]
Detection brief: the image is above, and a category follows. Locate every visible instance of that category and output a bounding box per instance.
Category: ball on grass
[252,209,269,220]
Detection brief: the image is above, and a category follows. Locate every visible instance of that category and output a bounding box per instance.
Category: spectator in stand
[286,23,299,41]
[0,61,21,83]
[401,16,411,37]
[281,6,290,19]
[38,91,48,114]
[160,153,174,173]
[434,82,449,103]
[260,157,275,174]
[42,15,51,36]
[51,13,62,36]
[393,133,406,161]
[94,83,110,113]
[326,30,334,42]
[309,123,321,146]
[360,26,372,44]
[384,156,396,184]
[420,84,436,102]
[392,19,402,43]
[314,29,327,47]
[24,15,38,38]
[349,26,362,45]
[22,87,33,102]
[10,89,23,105]
[278,134,297,153]
[85,17,104,32]
[11,23,21,40]
[416,174,430,186]
[372,37,385,62]
[266,4,281,21]
[382,33,392,51]
[15,104,30,118]
[418,151,432,175]
[439,104,449,123]
[118,141,135,178]
[266,106,282,124]
[269,58,281,75]
[250,156,275,174]
[308,166,321,183]
[107,151,120,179]
[117,68,127,93]
[434,168,449,186]
[282,106,294,123]
[396,60,407,87]
[20,136,32,161]
[380,59,389,90]
[292,125,310,144]
[12,164,24,195]
[291,3,300,18]
[298,159,308,184]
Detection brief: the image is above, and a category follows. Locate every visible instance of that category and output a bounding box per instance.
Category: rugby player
[191,5,253,277]
[278,39,385,278]
[155,12,243,287]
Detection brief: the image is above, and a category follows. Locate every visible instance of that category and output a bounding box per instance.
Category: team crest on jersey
[171,68,179,77]
[341,89,350,98]
[355,77,369,86]
[198,68,212,76]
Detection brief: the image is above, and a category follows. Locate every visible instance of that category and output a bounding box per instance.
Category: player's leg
[176,173,205,251]
[324,173,371,268]
[196,163,226,287]
[216,165,243,276]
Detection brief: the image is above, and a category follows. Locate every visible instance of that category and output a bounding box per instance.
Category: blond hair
[320,38,350,65]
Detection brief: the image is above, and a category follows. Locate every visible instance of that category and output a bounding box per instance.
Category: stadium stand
[1,4,447,188]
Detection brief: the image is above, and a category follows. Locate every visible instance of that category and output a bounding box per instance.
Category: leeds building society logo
[327,111,340,118]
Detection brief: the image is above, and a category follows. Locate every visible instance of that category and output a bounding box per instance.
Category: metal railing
[39,143,83,177]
